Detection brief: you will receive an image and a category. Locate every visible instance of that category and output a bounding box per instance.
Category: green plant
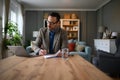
[5,21,22,46]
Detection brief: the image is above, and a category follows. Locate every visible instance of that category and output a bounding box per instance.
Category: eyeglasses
[47,20,58,25]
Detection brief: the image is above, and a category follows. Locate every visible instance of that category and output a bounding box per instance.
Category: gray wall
[97,0,120,33]
[24,11,44,46]
[24,11,97,50]
[86,11,97,48]
[95,0,120,55]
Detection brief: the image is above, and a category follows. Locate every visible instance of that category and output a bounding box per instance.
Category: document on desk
[44,54,57,59]
[44,51,60,59]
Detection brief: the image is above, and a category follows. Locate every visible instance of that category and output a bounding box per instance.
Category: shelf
[68,37,78,39]
[60,19,80,41]
[67,31,78,32]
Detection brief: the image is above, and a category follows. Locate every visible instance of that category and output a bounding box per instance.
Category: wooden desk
[0,55,112,80]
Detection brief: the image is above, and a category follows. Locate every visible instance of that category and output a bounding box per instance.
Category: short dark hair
[48,12,60,22]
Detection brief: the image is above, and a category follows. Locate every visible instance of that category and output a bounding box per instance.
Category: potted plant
[1,21,23,58]
[5,21,22,46]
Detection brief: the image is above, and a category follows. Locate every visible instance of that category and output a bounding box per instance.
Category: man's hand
[39,49,47,56]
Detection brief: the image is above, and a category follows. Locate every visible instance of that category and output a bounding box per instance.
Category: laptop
[8,46,36,57]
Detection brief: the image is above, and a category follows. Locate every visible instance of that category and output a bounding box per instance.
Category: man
[26,12,68,56]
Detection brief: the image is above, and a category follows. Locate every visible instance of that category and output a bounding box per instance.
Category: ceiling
[18,0,111,11]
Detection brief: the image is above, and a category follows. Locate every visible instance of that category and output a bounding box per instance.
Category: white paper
[44,50,60,59]
[44,54,57,59]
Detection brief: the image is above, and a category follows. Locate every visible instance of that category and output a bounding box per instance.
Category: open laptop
[8,46,36,57]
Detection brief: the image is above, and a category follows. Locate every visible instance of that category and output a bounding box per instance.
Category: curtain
[5,0,10,24]
[0,17,2,59]
[4,0,10,38]
[17,2,24,45]
[18,4,23,35]
[1,0,10,58]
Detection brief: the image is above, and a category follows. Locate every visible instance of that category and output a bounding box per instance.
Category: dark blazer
[33,27,68,54]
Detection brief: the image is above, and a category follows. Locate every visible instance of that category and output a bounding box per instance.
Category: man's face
[47,16,60,31]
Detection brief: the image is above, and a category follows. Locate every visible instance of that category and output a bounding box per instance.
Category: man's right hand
[39,49,47,56]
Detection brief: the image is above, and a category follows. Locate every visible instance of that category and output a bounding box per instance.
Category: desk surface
[0,55,112,80]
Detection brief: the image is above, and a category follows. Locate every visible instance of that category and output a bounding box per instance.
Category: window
[10,10,16,23]
[9,0,23,35]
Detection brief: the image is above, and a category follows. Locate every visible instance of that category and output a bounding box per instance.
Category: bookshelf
[60,19,80,41]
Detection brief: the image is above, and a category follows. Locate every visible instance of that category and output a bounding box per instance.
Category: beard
[48,26,60,32]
